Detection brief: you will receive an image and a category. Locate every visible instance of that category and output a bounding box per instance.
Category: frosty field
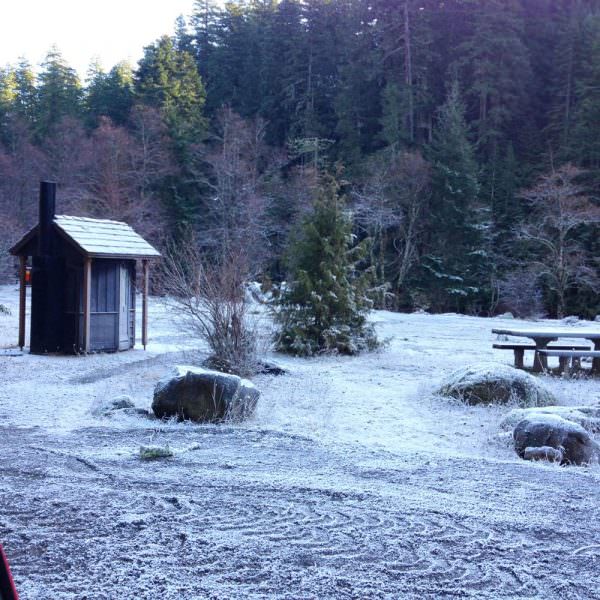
[0,284,599,599]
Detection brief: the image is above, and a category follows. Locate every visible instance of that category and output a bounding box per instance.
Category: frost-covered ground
[0,283,599,599]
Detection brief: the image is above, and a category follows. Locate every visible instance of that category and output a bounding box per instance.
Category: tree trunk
[404,0,414,143]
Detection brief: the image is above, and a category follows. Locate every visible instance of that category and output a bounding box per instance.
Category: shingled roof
[54,215,160,258]
[10,215,161,259]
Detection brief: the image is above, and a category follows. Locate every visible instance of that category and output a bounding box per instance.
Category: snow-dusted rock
[257,360,288,376]
[495,312,515,319]
[93,395,135,416]
[514,415,600,465]
[501,404,600,435]
[523,446,563,463]
[437,363,556,407]
[152,365,260,422]
[561,315,579,326]
[245,281,272,304]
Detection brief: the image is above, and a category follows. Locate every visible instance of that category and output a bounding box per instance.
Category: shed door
[118,265,130,350]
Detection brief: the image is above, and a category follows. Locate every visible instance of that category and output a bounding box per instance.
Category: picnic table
[492,326,600,374]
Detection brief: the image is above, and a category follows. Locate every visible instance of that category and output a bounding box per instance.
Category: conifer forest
[1,0,599,318]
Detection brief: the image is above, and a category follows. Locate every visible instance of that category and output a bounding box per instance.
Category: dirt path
[1,424,599,599]
[1,286,599,598]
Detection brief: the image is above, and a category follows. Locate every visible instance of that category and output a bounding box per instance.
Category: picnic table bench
[538,349,600,375]
[492,342,590,369]
[492,326,600,374]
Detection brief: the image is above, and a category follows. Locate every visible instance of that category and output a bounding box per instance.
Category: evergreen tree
[570,14,600,169]
[456,0,531,157]
[257,0,304,145]
[36,47,82,139]
[85,61,133,127]
[0,59,37,142]
[135,35,206,147]
[375,0,435,148]
[0,68,16,143]
[334,0,382,167]
[276,173,378,356]
[489,142,522,269]
[174,15,194,54]
[422,81,488,312]
[12,59,37,129]
[191,0,223,83]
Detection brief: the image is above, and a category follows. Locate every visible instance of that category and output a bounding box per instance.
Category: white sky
[0,1,197,80]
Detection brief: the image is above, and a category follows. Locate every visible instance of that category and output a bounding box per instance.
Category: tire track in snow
[0,426,598,599]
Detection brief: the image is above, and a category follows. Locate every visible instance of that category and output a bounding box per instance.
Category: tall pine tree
[422,81,488,312]
[36,47,82,139]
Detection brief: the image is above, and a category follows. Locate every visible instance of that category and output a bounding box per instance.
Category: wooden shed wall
[63,259,135,353]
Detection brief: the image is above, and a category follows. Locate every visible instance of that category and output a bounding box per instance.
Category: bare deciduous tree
[0,213,19,282]
[354,149,431,307]
[516,163,600,317]
[83,116,171,241]
[160,233,260,377]
[0,117,47,227]
[201,107,274,273]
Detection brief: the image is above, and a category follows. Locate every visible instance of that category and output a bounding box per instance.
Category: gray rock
[257,361,288,376]
[514,415,600,465]
[438,363,556,407]
[495,312,515,319]
[152,365,260,422]
[561,315,580,325]
[501,405,600,435]
[121,407,152,418]
[94,395,135,416]
[523,446,563,463]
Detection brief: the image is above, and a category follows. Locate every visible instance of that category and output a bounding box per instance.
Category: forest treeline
[0,0,599,318]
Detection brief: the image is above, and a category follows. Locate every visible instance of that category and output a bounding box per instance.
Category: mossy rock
[438,363,556,407]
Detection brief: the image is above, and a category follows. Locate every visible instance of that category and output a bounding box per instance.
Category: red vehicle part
[0,544,18,600]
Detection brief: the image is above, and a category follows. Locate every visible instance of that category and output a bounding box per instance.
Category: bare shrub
[498,269,546,318]
[159,236,260,377]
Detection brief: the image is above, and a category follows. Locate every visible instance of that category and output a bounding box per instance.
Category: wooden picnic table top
[492,326,600,340]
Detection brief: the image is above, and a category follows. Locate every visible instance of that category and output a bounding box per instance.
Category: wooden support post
[142,259,149,350]
[18,256,26,349]
[532,338,555,373]
[131,265,136,349]
[558,356,570,377]
[83,257,92,353]
[593,341,600,376]
[514,348,524,370]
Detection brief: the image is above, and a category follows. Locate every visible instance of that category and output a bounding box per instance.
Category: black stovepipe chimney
[38,181,56,256]
[30,181,63,353]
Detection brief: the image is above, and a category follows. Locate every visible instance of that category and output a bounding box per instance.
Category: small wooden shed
[10,181,161,354]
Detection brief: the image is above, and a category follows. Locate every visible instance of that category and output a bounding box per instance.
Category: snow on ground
[0,283,599,599]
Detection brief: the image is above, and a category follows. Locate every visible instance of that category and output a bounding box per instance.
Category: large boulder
[501,404,600,435]
[152,366,260,422]
[437,363,556,407]
[513,415,600,465]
